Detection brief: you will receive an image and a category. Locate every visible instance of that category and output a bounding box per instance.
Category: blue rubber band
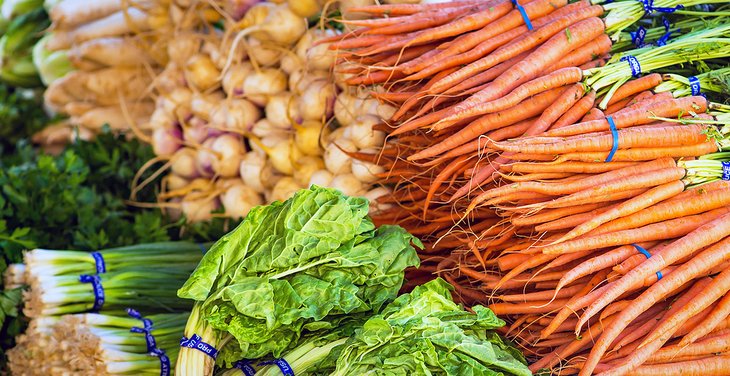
[79,274,105,312]
[656,17,676,46]
[632,244,662,280]
[91,252,106,274]
[151,348,171,376]
[511,0,533,31]
[234,360,257,376]
[128,308,157,353]
[605,116,619,163]
[620,55,642,78]
[722,162,730,181]
[631,26,647,48]
[638,0,684,15]
[688,76,702,96]
[180,334,218,360]
[258,359,295,376]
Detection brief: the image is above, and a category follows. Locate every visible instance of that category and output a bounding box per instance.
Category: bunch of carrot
[325,1,730,374]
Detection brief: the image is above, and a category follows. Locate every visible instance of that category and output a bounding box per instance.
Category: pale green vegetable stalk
[176,186,421,375]
[32,33,74,85]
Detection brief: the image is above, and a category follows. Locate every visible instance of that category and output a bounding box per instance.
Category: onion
[221,184,264,219]
[294,121,325,156]
[242,68,287,106]
[330,174,364,197]
[171,147,200,179]
[185,54,221,91]
[222,62,254,97]
[293,156,325,186]
[240,151,267,193]
[268,177,303,202]
[308,169,334,187]
[298,79,336,121]
[323,138,356,174]
[152,126,182,157]
[347,115,386,149]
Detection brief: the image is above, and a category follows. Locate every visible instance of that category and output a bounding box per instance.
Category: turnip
[171,148,199,179]
[334,92,358,127]
[265,92,295,129]
[222,62,254,97]
[260,160,284,189]
[294,121,325,156]
[293,156,325,186]
[152,126,183,157]
[210,99,262,132]
[242,67,287,105]
[297,29,337,71]
[351,157,384,183]
[197,134,245,178]
[245,4,307,46]
[166,174,190,191]
[323,138,356,174]
[239,2,275,28]
[364,186,393,212]
[361,97,396,119]
[246,36,282,67]
[185,54,221,91]
[250,134,286,158]
[251,136,294,175]
[167,33,201,67]
[239,151,267,193]
[345,115,386,149]
[221,184,263,219]
[279,50,301,74]
[181,193,220,222]
[287,0,319,18]
[161,87,192,114]
[327,126,346,143]
[155,63,186,94]
[251,119,290,140]
[183,117,223,144]
[191,92,224,120]
[298,79,336,121]
[308,169,334,187]
[330,174,365,197]
[268,177,303,202]
[288,69,329,94]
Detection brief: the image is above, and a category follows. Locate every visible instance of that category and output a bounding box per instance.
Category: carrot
[345,0,484,16]
[603,73,663,108]
[613,242,670,275]
[553,90,597,129]
[579,57,607,69]
[681,293,730,346]
[581,107,606,121]
[497,253,532,271]
[500,285,586,303]
[422,155,471,218]
[604,96,634,115]
[543,208,730,256]
[427,118,537,162]
[407,87,564,158]
[510,161,637,174]
[650,332,730,363]
[484,191,553,207]
[441,50,534,96]
[495,124,710,154]
[429,8,605,94]
[489,298,571,315]
[612,91,674,115]
[363,6,477,35]
[641,269,730,348]
[535,207,613,232]
[576,220,730,375]
[518,83,587,136]
[552,142,719,163]
[511,203,605,227]
[543,96,709,138]
[548,34,612,73]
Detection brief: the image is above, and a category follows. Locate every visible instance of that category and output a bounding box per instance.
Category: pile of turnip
[144,0,399,222]
[32,0,220,150]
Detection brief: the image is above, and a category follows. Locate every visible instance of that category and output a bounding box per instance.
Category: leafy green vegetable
[0,84,48,153]
[176,186,421,372]
[0,7,48,87]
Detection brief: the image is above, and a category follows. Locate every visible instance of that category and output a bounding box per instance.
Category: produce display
[1,0,730,375]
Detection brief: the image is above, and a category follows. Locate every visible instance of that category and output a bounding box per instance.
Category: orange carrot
[510,161,637,174]
[603,73,663,107]
[551,141,719,163]
[489,298,571,315]
[553,90,597,129]
[511,203,605,227]
[681,292,730,346]
[548,34,612,73]
[581,107,606,121]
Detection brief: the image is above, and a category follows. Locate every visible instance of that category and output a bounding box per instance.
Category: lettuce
[176,186,421,369]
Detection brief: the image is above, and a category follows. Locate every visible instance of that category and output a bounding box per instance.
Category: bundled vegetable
[0,7,48,87]
[175,186,421,375]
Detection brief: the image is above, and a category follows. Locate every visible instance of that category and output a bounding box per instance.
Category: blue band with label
[656,17,676,46]
[258,359,295,376]
[180,334,218,360]
[234,360,257,376]
[128,308,157,353]
[605,116,619,163]
[722,162,730,181]
[79,274,105,312]
[151,348,171,376]
[91,252,106,274]
[620,55,642,78]
[511,0,533,31]
[638,0,684,15]
[633,244,662,280]
[631,26,647,48]
[688,76,701,96]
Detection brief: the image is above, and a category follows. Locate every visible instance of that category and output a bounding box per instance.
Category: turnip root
[206,134,246,177]
[166,174,190,190]
[221,183,263,218]
[308,169,334,187]
[294,121,325,156]
[155,63,186,94]
[334,93,358,127]
[168,33,202,67]
[53,68,151,106]
[351,156,384,183]
[287,0,319,18]
[364,186,393,212]
[185,54,221,91]
[251,119,289,139]
[323,138,355,174]
[68,37,153,68]
[298,79,336,121]
[246,4,307,46]
[268,177,303,202]
[288,69,329,94]
[191,92,224,120]
[222,62,254,97]
[265,92,295,129]
[210,99,262,132]
[242,68,287,105]
[183,117,223,144]
[171,148,199,179]
[152,126,183,157]
[239,151,267,193]
[330,174,364,197]
[260,160,284,189]
[296,29,337,71]
[181,193,220,222]
[293,156,325,186]
[246,36,282,67]
[345,115,385,149]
